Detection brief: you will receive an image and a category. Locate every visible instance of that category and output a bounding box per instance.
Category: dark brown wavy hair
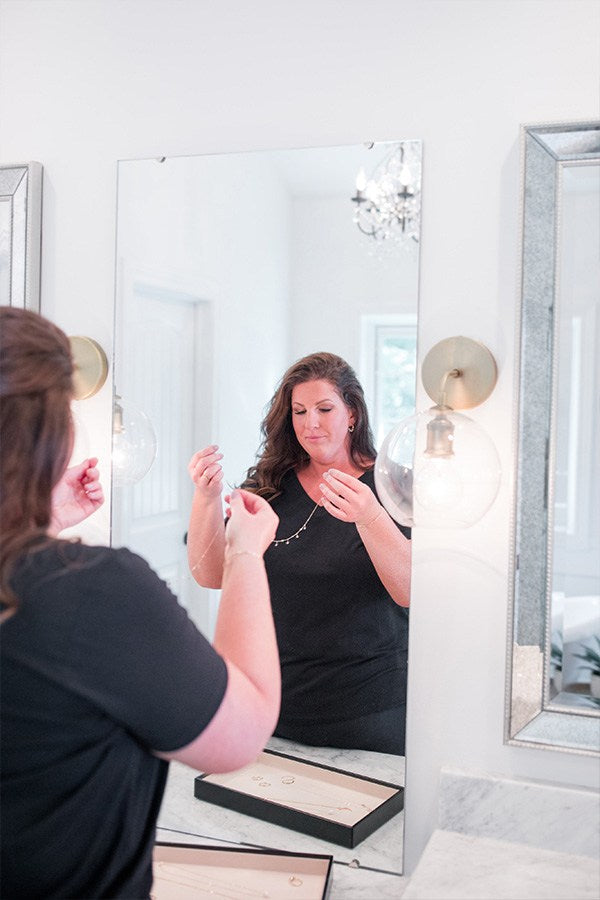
[0,306,74,608]
[241,352,376,499]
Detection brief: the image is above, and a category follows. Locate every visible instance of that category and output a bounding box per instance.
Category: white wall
[116,152,291,485]
[1,0,598,872]
[290,193,419,363]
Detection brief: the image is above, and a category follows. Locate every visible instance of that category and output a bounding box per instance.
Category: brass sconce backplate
[69,336,109,400]
[421,336,497,409]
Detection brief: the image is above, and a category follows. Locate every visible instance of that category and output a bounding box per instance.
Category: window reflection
[360,314,417,448]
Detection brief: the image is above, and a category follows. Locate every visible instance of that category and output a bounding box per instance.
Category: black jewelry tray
[193,748,404,848]
[153,840,333,899]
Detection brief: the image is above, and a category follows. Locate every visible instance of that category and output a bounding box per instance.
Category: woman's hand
[318,468,383,526]
[320,468,410,606]
[49,457,105,535]
[225,489,279,557]
[188,445,224,499]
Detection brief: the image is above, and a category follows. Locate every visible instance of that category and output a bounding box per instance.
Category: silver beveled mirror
[0,162,42,309]
[505,121,600,755]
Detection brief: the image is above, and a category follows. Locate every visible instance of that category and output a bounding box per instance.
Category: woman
[0,306,280,899]
[187,352,411,755]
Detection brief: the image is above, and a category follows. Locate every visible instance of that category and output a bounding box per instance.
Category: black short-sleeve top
[1,542,228,899]
[264,467,410,729]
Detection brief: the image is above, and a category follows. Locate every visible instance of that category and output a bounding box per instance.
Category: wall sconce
[112,392,157,487]
[68,337,156,486]
[375,336,501,528]
[69,336,109,399]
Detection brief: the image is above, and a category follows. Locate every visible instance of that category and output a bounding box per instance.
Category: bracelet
[225,549,263,564]
[358,507,385,528]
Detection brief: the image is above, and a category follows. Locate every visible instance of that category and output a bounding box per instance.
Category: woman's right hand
[225,489,279,557]
[188,445,224,499]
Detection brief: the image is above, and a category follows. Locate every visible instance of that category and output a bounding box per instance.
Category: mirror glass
[113,140,421,627]
[506,122,600,755]
[112,140,422,871]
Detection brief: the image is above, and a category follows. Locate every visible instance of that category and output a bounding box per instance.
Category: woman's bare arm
[319,468,411,607]
[158,489,281,772]
[187,445,227,588]
[355,508,411,607]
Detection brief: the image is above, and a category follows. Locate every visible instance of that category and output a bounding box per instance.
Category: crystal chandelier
[351,142,421,247]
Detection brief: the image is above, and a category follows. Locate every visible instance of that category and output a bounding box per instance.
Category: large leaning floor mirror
[112,139,422,878]
[506,120,600,756]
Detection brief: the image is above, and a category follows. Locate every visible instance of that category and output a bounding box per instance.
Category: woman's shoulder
[18,541,157,588]
[359,463,376,486]
[270,467,301,493]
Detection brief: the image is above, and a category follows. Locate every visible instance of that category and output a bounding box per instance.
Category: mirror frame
[0,162,42,310]
[505,120,600,756]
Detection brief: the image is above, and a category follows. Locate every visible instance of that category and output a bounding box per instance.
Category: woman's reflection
[187,352,411,754]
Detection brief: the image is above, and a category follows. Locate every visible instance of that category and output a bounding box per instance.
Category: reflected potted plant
[550,641,563,694]
[573,637,600,699]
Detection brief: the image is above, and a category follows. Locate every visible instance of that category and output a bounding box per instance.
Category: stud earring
[348,424,355,432]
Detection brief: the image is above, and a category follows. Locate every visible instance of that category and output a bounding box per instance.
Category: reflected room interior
[548,162,600,711]
[506,121,600,755]
[112,139,422,874]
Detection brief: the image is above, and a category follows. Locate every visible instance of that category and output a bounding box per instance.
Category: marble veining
[402,830,600,899]
[266,736,405,785]
[438,767,600,858]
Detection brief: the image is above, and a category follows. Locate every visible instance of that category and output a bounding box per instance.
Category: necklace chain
[272,502,321,546]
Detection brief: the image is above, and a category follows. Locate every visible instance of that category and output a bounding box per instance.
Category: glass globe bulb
[112,396,157,487]
[414,457,463,510]
[375,406,501,528]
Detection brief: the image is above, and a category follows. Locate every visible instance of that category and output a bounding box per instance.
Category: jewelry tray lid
[153,841,334,899]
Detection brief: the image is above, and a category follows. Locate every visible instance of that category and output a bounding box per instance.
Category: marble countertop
[402,830,600,900]
[156,736,407,898]
[154,741,599,898]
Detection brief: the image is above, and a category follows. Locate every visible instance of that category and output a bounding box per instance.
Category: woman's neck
[300,456,370,480]
[295,457,371,503]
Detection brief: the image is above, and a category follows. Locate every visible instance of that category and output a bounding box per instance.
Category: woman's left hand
[49,457,105,535]
[319,468,383,526]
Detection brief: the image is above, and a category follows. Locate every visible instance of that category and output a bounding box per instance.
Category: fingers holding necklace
[188,445,224,492]
[319,468,380,524]
[192,460,223,488]
[319,470,352,520]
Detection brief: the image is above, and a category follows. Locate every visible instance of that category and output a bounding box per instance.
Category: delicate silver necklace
[272,501,321,547]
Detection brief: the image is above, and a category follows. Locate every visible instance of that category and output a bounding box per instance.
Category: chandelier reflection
[351,142,421,248]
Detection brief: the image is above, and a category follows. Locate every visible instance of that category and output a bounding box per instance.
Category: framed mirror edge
[0,161,43,312]
[504,721,600,759]
[114,135,425,166]
[505,119,600,756]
